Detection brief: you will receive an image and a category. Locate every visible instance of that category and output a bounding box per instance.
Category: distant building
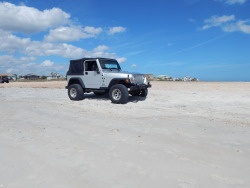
[183,77,199,82]
[24,73,40,80]
[46,72,65,80]
[157,75,173,81]
[144,74,154,81]
[156,75,199,81]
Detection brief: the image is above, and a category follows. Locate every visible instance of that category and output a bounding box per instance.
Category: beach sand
[0,81,250,188]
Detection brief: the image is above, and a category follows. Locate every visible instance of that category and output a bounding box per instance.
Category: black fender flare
[68,77,85,89]
[108,78,129,89]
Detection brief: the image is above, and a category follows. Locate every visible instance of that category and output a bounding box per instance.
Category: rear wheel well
[68,78,85,88]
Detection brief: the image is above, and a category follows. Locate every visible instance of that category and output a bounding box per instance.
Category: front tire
[109,84,129,104]
[68,84,84,101]
[140,88,148,97]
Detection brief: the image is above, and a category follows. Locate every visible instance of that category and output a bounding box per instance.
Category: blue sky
[0,0,250,81]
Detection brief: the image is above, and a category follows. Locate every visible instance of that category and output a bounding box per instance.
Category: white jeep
[66,58,151,104]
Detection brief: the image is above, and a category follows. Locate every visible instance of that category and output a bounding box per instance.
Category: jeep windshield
[99,59,121,70]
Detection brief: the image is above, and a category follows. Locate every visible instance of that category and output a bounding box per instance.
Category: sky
[0,0,250,81]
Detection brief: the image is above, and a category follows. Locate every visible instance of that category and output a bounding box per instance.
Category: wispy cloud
[108,27,126,35]
[201,15,250,34]
[216,0,248,5]
[176,34,229,54]
[202,15,235,30]
[223,20,250,34]
[131,64,137,68]
[188,18,196,23]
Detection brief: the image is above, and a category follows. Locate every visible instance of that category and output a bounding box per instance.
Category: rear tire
[68,84,84,101]
[109,84,129,104]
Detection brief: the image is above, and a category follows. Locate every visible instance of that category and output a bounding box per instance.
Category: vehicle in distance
[0,76,9,83]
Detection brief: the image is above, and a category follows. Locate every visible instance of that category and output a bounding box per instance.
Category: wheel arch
[108,78,129,89]
[68,77,85,88]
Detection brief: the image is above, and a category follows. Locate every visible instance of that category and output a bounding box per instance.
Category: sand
[0,81,250,188]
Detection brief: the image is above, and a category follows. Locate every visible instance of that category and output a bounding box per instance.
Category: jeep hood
[103,70,144,77]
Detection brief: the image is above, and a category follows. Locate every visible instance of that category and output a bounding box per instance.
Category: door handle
[85,72,88,75]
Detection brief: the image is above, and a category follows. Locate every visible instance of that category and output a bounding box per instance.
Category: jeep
[0,76,9,83]
[65,58,151,104]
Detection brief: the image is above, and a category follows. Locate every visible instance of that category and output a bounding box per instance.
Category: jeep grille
[134,74,144,84]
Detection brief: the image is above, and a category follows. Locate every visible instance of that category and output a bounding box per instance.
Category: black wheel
[109,84,129,104]
[139,88,148,97]
[68,84,84,101]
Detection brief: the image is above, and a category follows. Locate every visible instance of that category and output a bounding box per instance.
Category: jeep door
[83,60,102,88]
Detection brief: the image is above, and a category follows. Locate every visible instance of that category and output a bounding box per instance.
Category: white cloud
[202,15,235,30]
[44,26,103,42]
[24,42,86,59]
[84,26,103,34]
[41,60,54,67]
[45,26,87,42]
[223,20,250,34]
[84,46,126,62]
[201,15,250,34]
[0,33,31,53]
[131,64,137,68]
[0,32,125,60]
[0,32,85,59]
[93,45,110,52]
[21,61,66,75]
[217,0,247,4]
[0,31,126,75]
[0,55,66,75]
[0,55,36,68]
[117,57,127,63]
[6,68,15,74]
[108,27,126,35]
[0,3,127,75]
[0,2,70,34]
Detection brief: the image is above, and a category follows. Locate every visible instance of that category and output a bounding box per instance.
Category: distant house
[144,74,154,81]
[24,73,40,80]
[157,75,173,81]
[46,72,65,80]
[183,77,199,82]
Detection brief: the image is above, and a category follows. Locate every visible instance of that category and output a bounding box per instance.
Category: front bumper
[130,83,151,91]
